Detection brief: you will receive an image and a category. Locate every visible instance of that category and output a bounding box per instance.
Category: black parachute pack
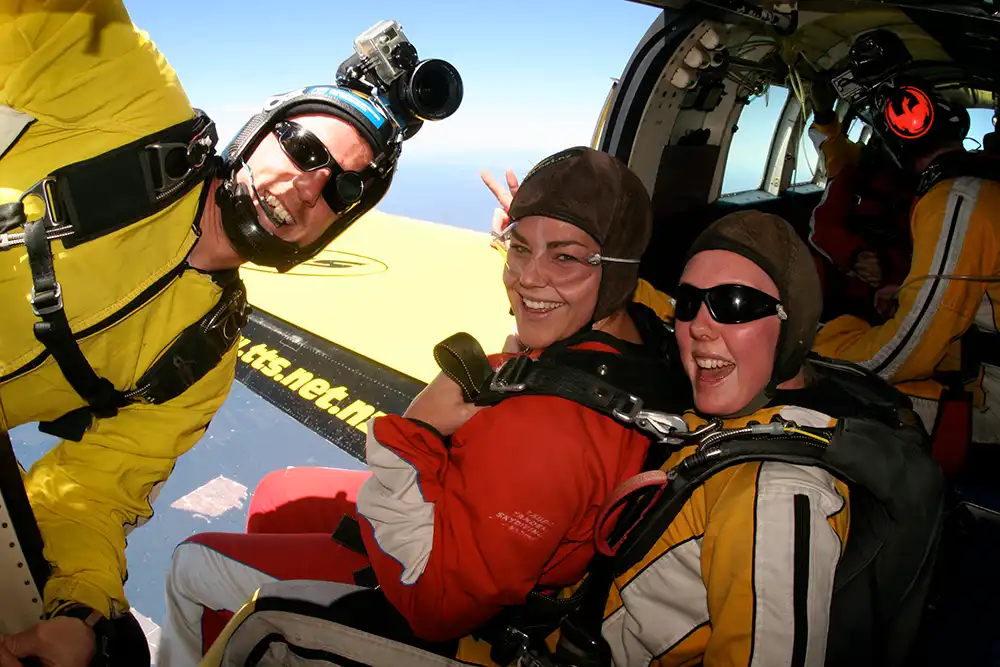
[0,112,252,441]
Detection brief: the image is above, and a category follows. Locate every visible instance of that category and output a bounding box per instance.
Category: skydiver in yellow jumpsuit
[811,75,1000,450]
[0,1,437,664]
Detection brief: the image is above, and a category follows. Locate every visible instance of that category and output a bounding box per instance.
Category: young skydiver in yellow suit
[0,1,424,663]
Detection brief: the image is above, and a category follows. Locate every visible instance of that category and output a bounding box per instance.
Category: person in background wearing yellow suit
[0,1,429,664]
[810,72,1000,453]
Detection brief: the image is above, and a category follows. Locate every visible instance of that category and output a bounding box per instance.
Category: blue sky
[125,1,996,224]
[127,0,661,177]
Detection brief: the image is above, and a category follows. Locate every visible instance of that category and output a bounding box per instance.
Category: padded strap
[332,515,367,556]
[131,272,249,404]
[475,354,644,423]
[50,111,217,248]
[331,515,379,588]
[432,332,494,402]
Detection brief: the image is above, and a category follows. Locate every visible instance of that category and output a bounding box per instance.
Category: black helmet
[215,85,403,272]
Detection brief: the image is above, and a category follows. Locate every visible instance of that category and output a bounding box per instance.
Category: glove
[810,75,838,123]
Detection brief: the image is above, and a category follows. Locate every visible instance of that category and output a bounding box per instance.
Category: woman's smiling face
[502,216,603,350]
[674,250,783,415]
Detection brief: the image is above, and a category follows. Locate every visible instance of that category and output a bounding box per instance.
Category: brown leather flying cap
[684,210,823,386]
[508,146,653,320]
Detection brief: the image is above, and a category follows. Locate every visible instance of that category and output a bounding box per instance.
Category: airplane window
[721,85,790,195]
[967,108,996,150]
[794,116,870,186]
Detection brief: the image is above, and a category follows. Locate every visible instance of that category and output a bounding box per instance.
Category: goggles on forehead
[490,221,641,266]
[672,283,788,325]
[490,221,640,286]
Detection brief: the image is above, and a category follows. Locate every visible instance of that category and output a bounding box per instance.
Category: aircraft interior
[600,0,998,301]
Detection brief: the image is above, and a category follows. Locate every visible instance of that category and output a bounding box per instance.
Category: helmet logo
[884,85,934,139]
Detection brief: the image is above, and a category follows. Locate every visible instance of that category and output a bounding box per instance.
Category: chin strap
[216,174,306,273]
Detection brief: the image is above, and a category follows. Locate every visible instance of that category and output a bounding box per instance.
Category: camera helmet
[215,85,403,272]
[870,78,970,168]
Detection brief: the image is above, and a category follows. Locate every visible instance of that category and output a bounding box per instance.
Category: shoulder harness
[916,149,1000,197]
[0,112,251,441]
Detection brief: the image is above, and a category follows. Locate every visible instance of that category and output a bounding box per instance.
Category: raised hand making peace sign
[480,168,520,235]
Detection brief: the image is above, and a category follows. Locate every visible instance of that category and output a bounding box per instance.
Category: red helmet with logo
[872,78,970,168]
[884,85,936,139]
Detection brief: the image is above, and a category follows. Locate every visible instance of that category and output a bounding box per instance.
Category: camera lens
[401,59,464,121]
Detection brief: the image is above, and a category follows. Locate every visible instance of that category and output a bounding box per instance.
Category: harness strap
[130,272,249,404]
[916,150,1000,196]
[33,267,249,442]
[330,515,382,588]
[432,332,494,402]
[50,111,217,247]
[332,515,367,555]
[475,355,644,423]
[25,219,131,422]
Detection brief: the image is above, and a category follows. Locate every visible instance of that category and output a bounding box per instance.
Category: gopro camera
[832,29,913,105]
[353,20,419,87]
[337,20,464,137]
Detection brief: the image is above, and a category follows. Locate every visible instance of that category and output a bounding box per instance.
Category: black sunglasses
[674,283,787,324]
[272,120,369,213]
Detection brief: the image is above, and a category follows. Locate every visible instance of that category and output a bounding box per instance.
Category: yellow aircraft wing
[241,210,514,385]
[232,210,515,460]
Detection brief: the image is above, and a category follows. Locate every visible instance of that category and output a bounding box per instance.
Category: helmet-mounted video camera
[830,29,913,105]
[336,20,464,139]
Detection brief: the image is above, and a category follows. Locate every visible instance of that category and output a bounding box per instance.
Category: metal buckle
[145,122,215,201]
[202,285,251,343]
[145,142,197,200]
[489,355,530,393]
[633,410,689,439]
[30,283,63,316]
[612,394,644,422]
[19,177,65,229]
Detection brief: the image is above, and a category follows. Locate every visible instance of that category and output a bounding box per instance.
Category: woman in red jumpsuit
[156,147,689,665]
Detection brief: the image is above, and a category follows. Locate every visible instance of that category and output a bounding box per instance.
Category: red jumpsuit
[356,339,652,641]
[807,121,916,322]
[157,338,656,662]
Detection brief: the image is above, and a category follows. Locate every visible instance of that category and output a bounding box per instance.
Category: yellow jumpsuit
[0,0,238,618]
[810,121,1000,442]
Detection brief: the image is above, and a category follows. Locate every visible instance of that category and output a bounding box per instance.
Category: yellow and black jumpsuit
[810,118,1000,443]
[0,0,238,619]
